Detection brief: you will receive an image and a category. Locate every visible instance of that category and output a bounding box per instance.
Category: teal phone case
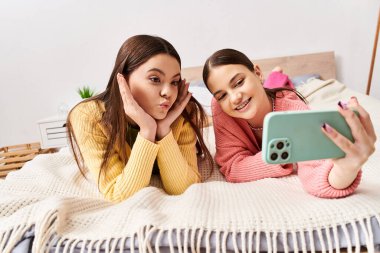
[262,110,355,164]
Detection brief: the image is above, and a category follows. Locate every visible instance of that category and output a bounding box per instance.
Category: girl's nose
[160,83,175,99]
[230,91,243,105]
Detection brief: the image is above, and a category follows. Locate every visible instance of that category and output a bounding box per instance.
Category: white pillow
[203,125,216,158]
[189,86,213,116]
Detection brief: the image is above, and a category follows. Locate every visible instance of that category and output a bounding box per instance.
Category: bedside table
[37,115,68,149]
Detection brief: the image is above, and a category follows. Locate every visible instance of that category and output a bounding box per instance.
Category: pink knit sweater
[212,88,361,198]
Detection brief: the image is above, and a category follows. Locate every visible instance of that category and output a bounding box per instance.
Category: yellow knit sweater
[69,100,201,202]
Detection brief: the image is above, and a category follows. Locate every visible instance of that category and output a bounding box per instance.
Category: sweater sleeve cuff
[131,133,160,162]
[156,130,176,147]
[326,166,362,192]
[315,162,362,198]
[156,130,181,166]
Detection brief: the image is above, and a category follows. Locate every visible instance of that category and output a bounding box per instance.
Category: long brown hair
[202,48,307,103]
[67,35,213,182]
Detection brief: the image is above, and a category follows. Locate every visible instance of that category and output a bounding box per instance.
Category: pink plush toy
[263,71,295,89]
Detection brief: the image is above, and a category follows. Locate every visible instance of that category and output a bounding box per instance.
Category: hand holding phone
[323,98,376,189]
[262,110,357,164]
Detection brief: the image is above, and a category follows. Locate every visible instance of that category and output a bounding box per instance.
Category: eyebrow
[212,73,242,97]
[229,73,241,85]
[148,68,181,79]
[212,90,223,97]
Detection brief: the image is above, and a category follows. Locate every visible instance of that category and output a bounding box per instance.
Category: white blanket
[0,79,379,253]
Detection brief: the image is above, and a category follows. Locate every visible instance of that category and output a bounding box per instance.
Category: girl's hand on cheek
[156,79,192,140]
[323,97,376,189]
[117,73,157,142]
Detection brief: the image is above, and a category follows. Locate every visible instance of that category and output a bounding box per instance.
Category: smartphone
[262,110,357,164]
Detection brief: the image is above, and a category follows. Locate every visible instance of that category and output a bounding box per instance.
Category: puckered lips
[235,97,252,111]
[159,101,171,110]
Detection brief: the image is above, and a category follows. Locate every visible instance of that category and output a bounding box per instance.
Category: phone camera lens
[281,152,289,160]
[276,141,284,150]
[270,153,278,161]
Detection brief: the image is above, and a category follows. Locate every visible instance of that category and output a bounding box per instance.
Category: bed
[1,51,380,253]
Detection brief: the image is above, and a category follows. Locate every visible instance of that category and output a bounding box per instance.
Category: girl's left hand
[156,79,192,140]
[323,97,377,189]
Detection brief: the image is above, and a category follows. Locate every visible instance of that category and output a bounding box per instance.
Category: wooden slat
[0,142,58,178]
[1,142,40,151]
[0,154,37,164]
[0,162,25,170]
[254,51,336,81]
[182,51,336,82]
[0,169,18,177]
[40,148,58,154]
[0,148,40,158]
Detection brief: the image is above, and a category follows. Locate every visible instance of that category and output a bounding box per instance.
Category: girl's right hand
[323,97,377,189]
[117,73,157,142]
[156,79,192,140]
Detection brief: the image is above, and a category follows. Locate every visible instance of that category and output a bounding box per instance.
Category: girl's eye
[149,76,161,83]
[217,93,226,101]
[171,80,180,86]
[234,79,244,87]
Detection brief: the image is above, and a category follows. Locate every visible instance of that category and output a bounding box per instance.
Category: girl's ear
[121,73,131,87]
[253,64,264,83]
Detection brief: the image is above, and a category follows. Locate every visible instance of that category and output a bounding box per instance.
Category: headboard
[181,51,336,82]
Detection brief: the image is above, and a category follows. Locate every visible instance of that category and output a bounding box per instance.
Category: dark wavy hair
[67,35,213,183]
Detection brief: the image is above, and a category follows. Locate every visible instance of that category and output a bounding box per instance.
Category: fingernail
[338,101,348,110]
[322,123,333,133]
[350,96,358,103]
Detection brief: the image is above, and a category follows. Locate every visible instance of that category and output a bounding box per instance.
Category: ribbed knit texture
[69,100,200,202]
[212,87,361,198]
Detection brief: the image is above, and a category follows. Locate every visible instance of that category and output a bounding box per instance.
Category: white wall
[0,0,379,147]
[369,34,380,99]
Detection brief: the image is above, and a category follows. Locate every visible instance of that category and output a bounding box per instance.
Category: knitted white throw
[0,79,379,253]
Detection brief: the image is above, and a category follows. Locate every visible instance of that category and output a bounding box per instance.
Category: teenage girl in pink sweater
[202,49,376,198]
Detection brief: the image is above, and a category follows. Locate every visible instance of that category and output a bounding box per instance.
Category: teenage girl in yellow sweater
[67,35,212,203]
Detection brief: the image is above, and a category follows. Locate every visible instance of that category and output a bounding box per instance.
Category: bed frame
[182,51,337,82]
